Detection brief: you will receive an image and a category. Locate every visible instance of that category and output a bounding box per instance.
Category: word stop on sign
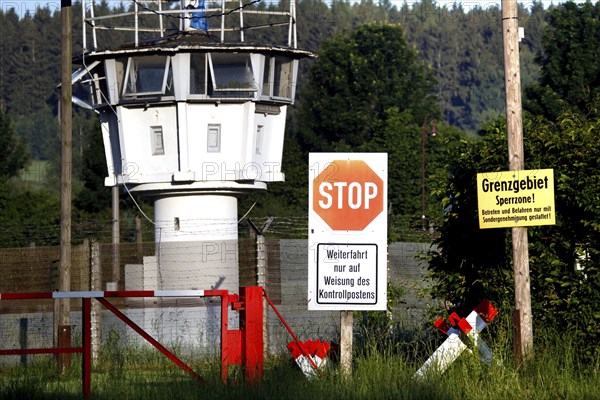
[318,182,378,210]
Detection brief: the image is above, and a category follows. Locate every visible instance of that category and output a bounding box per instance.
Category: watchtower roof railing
[82,0,298,51]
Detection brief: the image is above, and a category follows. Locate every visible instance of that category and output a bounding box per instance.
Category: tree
[0,181,61,247]
[0,110,60,248]
[293,23,473,222]
[13,106,59,161]
[0,8,20,112]
[297,23,439,151]
[0,109,29,180]
[525,112,600,360]
[525,2,600,120]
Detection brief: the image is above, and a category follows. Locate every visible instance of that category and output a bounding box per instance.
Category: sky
[1,0,593,18]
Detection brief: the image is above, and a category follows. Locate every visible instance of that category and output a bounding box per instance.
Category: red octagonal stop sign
[312,160,384,231]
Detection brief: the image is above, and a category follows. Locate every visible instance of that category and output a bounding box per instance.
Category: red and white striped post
[414,300,499,379]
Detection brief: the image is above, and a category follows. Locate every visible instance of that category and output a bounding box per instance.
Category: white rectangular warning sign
[316,243,378,306]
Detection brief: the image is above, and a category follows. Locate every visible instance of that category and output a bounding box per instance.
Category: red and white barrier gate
[414,300,498,379]
[0,287,266,397]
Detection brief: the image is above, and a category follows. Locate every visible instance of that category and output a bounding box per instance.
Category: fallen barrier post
[414,300,498,379]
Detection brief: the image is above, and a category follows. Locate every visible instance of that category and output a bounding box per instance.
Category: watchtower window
[190,53,207,95]
[255,125,264,155]
[115,57,127,98]
[208,53,256,92]
[207,124,221,153]
[262,59,271,97]
[150,126,165,156]
[273,57,293,99]
[92,65,110,105]
[261,56,294,102]
[123,56,173,97]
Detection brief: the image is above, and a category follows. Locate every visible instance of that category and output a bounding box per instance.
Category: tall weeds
[0,327,598,399]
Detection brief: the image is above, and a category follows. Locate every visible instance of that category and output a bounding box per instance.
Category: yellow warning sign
[477,169,555,229]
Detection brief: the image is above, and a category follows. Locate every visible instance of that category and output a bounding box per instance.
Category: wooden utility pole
[59,0,73,372]
[501,0,533,362]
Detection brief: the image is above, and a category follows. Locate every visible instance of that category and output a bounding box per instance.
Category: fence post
[81,240,91,295]
[135,215,143,258]
[82,297,92,399]
[256,234,269,356]
[90,240,102,361]
[248,218,273,358]
[19,318,28,365]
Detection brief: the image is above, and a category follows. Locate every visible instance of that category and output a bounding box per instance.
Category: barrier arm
[96,297,203,382]
[1,288,265,395]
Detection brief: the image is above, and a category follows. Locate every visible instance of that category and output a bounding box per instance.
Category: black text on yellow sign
[477,169,556,229]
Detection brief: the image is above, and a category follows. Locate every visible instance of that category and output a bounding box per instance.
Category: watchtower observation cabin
[73,0,311,296]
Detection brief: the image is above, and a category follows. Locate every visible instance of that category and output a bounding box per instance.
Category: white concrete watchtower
[73,0,310,301]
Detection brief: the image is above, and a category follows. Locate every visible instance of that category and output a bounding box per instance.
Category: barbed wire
[0,214,431,248]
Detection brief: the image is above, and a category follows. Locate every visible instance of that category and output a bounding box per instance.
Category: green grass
[1,331,598,400]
